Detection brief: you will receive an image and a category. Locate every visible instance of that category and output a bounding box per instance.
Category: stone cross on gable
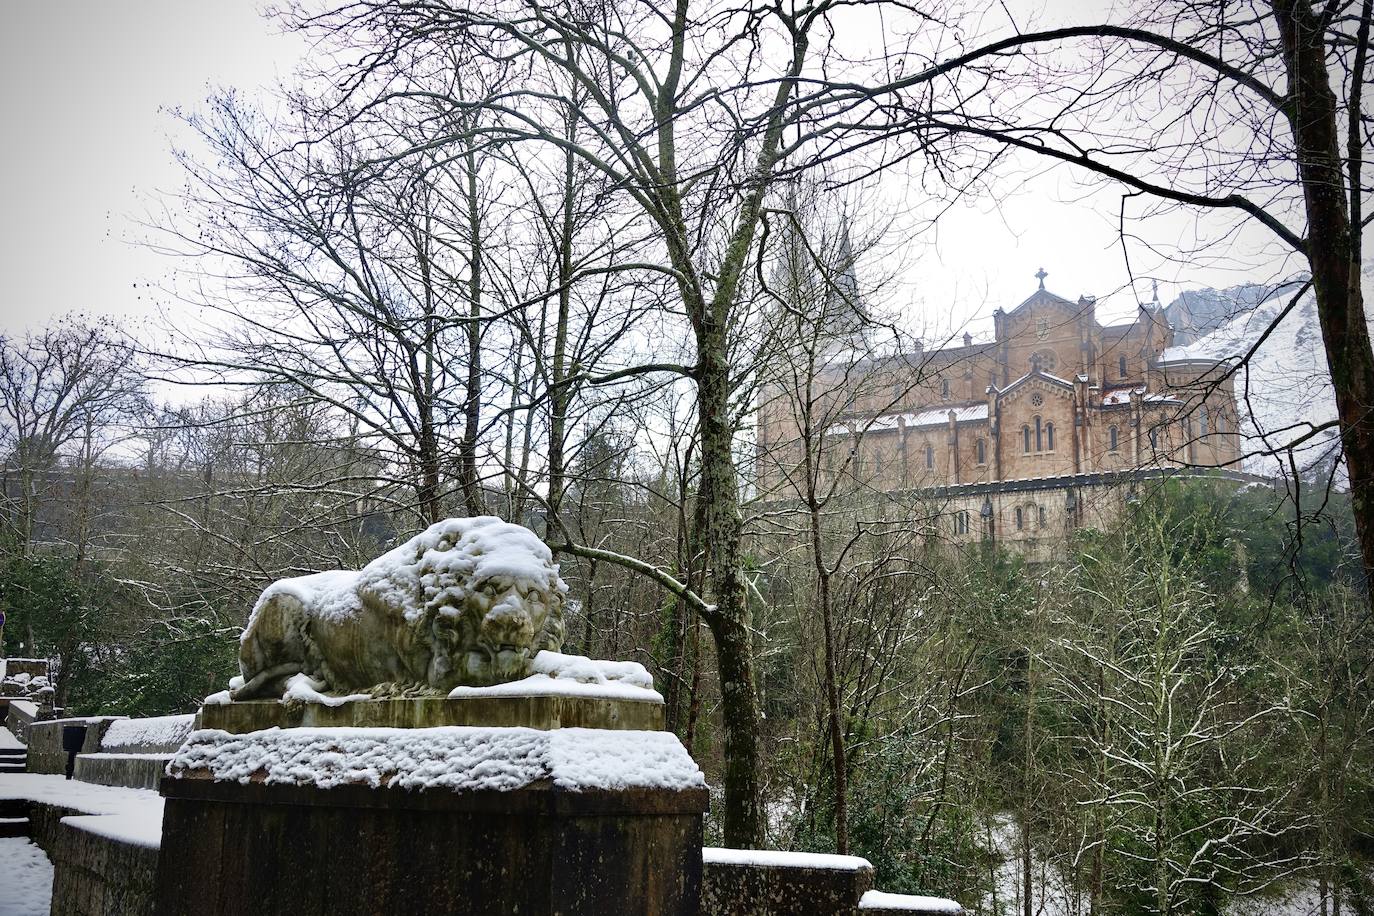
[1035,267,1048,289]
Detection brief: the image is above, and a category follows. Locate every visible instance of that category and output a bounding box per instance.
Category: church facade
[755,275,1251,557]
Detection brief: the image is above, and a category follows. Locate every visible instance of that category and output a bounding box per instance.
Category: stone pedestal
[154,724,707,916]
[198,691,663,733]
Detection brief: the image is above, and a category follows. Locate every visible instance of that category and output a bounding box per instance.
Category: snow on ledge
[0,773,165,850]
[703,847,874,872]
[100,714,196,751]
[448,651,663,704]
[860,889,964,913]
[64,811,164,850]
[169,725,704,793]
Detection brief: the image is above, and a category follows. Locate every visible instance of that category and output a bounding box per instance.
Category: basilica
[755,272,1250,556]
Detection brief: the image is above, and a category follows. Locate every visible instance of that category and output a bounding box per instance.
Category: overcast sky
[0,2,1300,342]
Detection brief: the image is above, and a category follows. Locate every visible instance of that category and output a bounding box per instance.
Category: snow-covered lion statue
[229,517,567,701]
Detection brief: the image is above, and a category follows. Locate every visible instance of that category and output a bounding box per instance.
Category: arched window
[1038,505,1047,528]
[1108,425,1119,451]
[1034,416,1043,451]
[1199,405,1210,435]
[953,511,970,535]
[1149,427,1159,449]
[941,378,951,399]
[975,438,986,465]
[873,453,884,477]
[1015,506,1024,530]
[1216,411,1227,434]
[1119,354,1128,378]
[925,444,934,469]
[1023,425,1031,453]
[1045,422,1055,451]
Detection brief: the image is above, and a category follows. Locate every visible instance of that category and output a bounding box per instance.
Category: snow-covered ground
[0,837,53,916]
[971,813,1348,916]
[0,727,23,750]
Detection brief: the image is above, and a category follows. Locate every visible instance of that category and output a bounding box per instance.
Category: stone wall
[700,849,963,916]
[49,820,158,916]
[4,698,38,742]
[3,658,50,680]
[73,753,171,791]
[25,716,123,774]
[701,851,873,915]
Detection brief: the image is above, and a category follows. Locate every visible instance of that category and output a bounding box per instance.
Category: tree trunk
[1272,0,1374,599]
[460,142,484,516]
[699,320,763,847]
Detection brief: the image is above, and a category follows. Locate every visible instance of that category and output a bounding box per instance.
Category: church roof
[826,403,989,436]
[1007,286,1080,315]
[997,368,1075,396]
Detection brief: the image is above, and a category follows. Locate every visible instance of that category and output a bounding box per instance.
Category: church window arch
[1015,506,1024,530]
[1108,425,1119,451]
[1216,410,1226,434]
[953,511,970,535]
[975,438,986,465]
[1022,425,1031,453]
[941,378,950,399]
[873,452,884,478]
[1149,426,1159,449]
[1119,354,1128,378]
[1199,405,1209,435]
[1039,505,1047,528]
[1045,421,1055,451]
[1034,415,1044,451]
[925,443,934,469]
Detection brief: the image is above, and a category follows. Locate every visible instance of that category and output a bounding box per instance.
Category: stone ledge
[75,753,172,791]
[198,692,663,733]
[701,851,874,916]
[50,818,159,916]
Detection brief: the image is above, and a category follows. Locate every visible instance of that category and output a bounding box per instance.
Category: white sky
[0,2,1300,343]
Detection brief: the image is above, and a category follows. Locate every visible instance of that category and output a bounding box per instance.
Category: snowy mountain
[1159,265,1374,477]
[1164,282,1305,345]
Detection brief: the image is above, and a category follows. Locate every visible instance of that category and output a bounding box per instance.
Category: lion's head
[357,516,567,690]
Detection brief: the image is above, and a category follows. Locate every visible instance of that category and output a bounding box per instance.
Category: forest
[2,0,1372,913]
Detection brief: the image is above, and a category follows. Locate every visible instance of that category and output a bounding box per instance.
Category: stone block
[74,753,172,791]
[155,725,706,916]
[701,848,875,916]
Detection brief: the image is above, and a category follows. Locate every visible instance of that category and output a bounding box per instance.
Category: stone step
[0,747,27,756]
[0,799,29,817]
[0,816,29,838]
[0,762,26,773]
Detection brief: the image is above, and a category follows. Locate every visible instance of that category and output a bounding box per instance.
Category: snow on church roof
[1100,387,1184,406]
[827,404,989,436]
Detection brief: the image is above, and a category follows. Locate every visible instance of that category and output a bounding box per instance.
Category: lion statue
[230,517,567,701]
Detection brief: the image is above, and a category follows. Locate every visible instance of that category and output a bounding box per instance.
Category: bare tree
[286,0,870,845]
[0,318,145,553]
[160,83,506,524]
